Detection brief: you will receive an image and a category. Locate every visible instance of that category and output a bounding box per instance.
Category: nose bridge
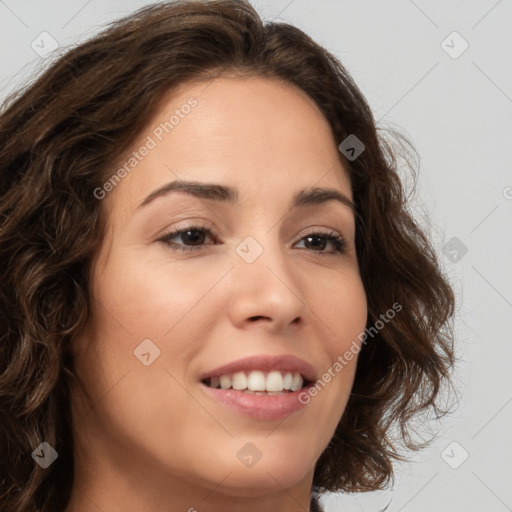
[235,228,293,286]
[228,228,307,328]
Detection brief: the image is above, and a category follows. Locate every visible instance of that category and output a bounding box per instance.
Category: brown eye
[158,225,216,252]
[295,231,346,255]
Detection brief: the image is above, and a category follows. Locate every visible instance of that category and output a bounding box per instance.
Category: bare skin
[65,75,367,512]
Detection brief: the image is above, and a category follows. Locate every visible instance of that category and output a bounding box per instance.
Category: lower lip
[200,384,311,421]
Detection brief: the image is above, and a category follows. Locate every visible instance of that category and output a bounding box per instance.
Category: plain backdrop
[1,1,511,511]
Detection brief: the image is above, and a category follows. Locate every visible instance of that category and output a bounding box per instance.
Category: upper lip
[199,354,317,383]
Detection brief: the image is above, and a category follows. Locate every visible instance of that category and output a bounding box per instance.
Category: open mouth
[201,370,311,394]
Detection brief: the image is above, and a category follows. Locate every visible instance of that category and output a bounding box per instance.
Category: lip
[199,354,317,382]
[199,385,312,421]
[198,354,317,421]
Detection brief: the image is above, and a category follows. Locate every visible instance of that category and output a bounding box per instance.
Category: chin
[203,466,313,499]
[194,438,319,495]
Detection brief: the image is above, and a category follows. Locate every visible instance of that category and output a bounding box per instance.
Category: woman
[0,1,455,511]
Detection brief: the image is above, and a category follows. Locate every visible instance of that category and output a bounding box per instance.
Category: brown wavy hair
[0,1,455,510]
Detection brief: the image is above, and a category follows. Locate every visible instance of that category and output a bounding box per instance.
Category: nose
[226,236,307,333]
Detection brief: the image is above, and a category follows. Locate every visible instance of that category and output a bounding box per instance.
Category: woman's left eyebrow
[137,180,356,214]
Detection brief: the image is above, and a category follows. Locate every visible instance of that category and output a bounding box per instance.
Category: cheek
[90,248,228,342]
[307,267,368,351]
[73,250,233,470]
[299,269,367,418]
[81,248,234,413]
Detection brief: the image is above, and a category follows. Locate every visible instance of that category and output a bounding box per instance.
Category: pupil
[306,235,325,250]
[184,230,204,245]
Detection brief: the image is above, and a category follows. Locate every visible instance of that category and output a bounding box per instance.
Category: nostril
[249,316,268,322]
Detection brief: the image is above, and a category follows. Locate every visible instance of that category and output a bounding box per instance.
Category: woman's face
[71,76,367,506]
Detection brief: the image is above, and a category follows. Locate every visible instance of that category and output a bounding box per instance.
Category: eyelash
[157,224,346,256]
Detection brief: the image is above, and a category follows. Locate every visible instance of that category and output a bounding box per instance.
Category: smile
[199,355,316,420]
[203,370,306,393]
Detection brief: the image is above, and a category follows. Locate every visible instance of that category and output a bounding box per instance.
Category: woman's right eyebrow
[137,180,356,214]
[139,180,238,207]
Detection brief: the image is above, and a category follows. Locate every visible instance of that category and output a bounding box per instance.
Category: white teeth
[208,370,305,393]
[290,373,303,391]
[266,371,284,392]
[283,372,293,390]
[247,371,266,391]
[232,371,248,391]
[220,375,232,389]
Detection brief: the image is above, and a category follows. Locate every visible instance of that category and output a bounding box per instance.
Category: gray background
[1,1,511,510]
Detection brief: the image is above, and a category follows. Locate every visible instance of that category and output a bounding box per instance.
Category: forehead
[106,75,352,213]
